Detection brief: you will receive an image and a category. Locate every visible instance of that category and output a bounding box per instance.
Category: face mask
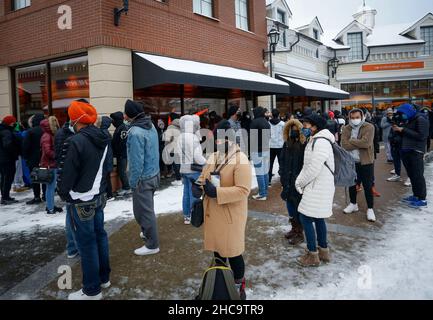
[123,120,130,126]
[351,119,362,126]
[68,124,75,134]
[301,128,311,138]
[290,131,300,139]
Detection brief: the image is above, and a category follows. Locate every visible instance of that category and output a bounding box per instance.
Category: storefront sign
[56,78,89,90]
[362,62,425,72]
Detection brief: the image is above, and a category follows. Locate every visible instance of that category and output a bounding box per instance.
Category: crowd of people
[0,98,431,300]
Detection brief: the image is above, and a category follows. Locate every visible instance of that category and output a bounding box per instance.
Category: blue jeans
[299,213,327,252]
[251,152,270,197]
[286,201,300,222]
[69,195,111,296]
[44,169,57,211]
[181,172,201,218]
[65,204,78,256]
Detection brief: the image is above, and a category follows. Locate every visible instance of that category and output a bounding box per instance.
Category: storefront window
[14,55,89,126]
[50,56,89,125]
[15,64,48,125]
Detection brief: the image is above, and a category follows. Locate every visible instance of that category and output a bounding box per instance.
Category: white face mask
[351,118,362,126]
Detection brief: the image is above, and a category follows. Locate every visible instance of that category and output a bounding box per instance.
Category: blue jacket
[127,114,160,189]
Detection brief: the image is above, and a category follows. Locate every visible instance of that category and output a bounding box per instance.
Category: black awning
[276,74,350,100]
[133,52,291,96]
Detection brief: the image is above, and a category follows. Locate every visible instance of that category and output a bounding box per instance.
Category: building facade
[264,0,433,114]
[1,0,278,123]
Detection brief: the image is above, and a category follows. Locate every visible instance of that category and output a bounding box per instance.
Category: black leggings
[214,252,245,280]
[269,148,282,178]
[0,161,16,200]
[349,163,374,209]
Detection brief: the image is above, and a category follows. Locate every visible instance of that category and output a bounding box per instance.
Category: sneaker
[387,175,402,182]
[343,203,359,214]
[46,208,59,215]
[408,200,428,209]
[101,281,111,289]
[3,197,18,204]
[117,189,131,197]
[367,209,376,222]
[1,199,16,206]
[172,180,183,186]
[402,195,418,203]
[26,198,42,205]
[54,206,63,213]
[67,252,79,259]
[252,194,267,201]
[134,245,160,256]
[404,178,412,187]
[390,169,396,174]
[184,217,191,225]
[68,289,102,301]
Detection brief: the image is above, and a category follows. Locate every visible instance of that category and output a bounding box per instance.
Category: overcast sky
[289,0,433,32]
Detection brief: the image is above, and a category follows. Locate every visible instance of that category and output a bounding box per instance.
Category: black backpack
[196,258,240,300]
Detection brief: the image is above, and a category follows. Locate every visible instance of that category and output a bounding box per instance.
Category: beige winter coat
[197,145,252,258]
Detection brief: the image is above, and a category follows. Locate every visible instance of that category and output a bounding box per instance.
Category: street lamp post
[267,27,280,110]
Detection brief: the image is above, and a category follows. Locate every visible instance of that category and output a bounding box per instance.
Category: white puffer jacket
[295,129,335,219]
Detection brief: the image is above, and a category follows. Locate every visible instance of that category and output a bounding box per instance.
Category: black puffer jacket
[57,125,110,204]
[110,112,129,159]
[100,116,113,172]
[250,107,271,153]
[0,124,20,164]
[401,113,430,153]
[279,119,306,207]
[22,114,45,168]
[54,122,74,166]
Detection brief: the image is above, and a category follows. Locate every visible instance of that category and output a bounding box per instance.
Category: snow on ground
[249,162,433,300]
[0,164,262,236]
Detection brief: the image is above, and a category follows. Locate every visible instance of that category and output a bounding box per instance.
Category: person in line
[95,116,114,200]
[177,114,207,225]
[110,111,131,196]
[394,103,430,208]
[295,114,335,267]
[268,109,285,183]
[23,114,46,204]
[387,116,404,183]
[40,116,63,215]
[250,107,271,201]
[0,115,21,205]
[381,108,394,163]
[54,112,77,259]
[162,113,182,186]
[341,109,377,222]
[193,120,252,299]
[227,105,242,146]
[366,112,382,198]
[279,118,306,245]
[125,100,161,255]
[57,101,111,300]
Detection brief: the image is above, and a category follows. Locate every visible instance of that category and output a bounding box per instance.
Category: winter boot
[235,278,246,300]
[284,218,297,239]
[318,247,331,263]
[26,198,42,205]
[296,250,320,267]
[288,220,304,246]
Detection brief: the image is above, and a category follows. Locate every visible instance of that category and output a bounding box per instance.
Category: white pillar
[0,67,13,119]
[88,46,134,116]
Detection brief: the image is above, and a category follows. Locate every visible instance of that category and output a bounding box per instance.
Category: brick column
[0,67,13,119]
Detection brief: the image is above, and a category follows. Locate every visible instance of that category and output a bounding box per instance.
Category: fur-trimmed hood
[283,118,306,144]
[40,116,59,136]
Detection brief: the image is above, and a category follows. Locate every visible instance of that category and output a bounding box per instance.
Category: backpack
[312,137,357,187]
[196,258,241,300]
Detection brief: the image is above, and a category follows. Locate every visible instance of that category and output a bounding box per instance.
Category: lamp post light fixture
[114,0,129,26]
[328,57,340,78]
[266,27,280,110]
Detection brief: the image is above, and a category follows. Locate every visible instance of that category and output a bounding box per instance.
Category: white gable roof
[399,12,433,36]
[367,23,425,47]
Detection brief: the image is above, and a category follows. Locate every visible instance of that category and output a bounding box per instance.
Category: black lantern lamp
[268,27,281,53]
[329,57,340,78]
[114,0,129,26]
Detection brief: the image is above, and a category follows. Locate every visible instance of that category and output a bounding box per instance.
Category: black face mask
[290,131,300,139]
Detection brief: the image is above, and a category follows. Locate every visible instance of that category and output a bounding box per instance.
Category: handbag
[30,167,54,184]
[190,150,240,228]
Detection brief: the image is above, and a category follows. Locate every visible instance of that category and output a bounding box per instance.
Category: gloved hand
[280,188,288,202]
[203,179,217,198]
[191,181,203,199]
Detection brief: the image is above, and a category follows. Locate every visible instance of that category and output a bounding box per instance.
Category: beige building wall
[88,46,134,117]
[0,67,12,120]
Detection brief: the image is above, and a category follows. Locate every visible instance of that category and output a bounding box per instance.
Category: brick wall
[0,0,267,72]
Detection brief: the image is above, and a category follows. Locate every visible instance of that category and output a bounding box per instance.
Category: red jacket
[40,119,57,168]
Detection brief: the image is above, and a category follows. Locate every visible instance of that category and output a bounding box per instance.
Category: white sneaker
[68,289,102,300]
[172,180,183,186]
[252,194,267,201]
[101,281,111,289]
[343,203,359,214]
[184,217,191,225]
[390,169,396,174]
[404,178,412,187]
[387,175,402,182]
[67,252,79,259]
[134,245,160,256]
[367,209,376,222]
